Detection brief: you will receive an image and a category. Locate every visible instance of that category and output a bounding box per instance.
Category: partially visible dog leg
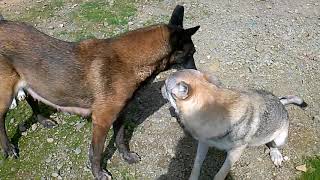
[214,145,246,180]
[189,141,209,180]
[25,94,57,128]
[266,129,288,167]
[0,59,19,158]
[113,117,140,164]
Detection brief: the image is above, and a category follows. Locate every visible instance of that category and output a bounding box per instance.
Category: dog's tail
[279,95,307,108]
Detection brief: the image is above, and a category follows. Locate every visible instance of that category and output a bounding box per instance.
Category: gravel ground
[1,0,319,179]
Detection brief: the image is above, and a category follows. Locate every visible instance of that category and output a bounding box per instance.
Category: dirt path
[0,0,319,179]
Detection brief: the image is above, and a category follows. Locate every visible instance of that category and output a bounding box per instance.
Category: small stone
[128,21,134,25]
[74,147,81,155]
[47,138,54,143]
[57,163,63,170]
[21,132,28,136]
[45,157,51,163]
[51,172,59,178]
[207,55,211,59]
[75,122,86,131]
[283,156,289,161]
[296,164,307,172]
[257,157,262,161]
[10,118,15,124]
[58,24,64,28]
[57,176,62,180]
[31,124,37,131]
[170,117,176,122]
[199,60,206,64]
[71,4,78,8]
[48,26,54,30]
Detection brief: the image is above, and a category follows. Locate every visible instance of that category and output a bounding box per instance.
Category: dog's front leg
[189,141,209,180]
[214,145,246,180]
[90,106,119,180]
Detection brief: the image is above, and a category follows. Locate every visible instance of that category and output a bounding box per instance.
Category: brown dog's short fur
[0,5,199,179]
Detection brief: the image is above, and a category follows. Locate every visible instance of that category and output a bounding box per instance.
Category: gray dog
[162,69,307,180]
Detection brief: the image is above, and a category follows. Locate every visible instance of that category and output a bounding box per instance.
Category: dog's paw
[37,115,57,128]
[17,90,26,101]
[122,151,141,164]
[9,98,17,109]
[3,143,19,159]
[270,148,283,167]
[96,170,112,180]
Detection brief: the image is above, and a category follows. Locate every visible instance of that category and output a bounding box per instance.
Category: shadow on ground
[158,133,234,180]
[103,79,167,164]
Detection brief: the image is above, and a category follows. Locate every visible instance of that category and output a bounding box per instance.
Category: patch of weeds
[299,156,320,180]
[73,0,136,26]
[19,0,65,22]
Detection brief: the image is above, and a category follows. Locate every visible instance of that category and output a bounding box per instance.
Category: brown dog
[0,5,199,179]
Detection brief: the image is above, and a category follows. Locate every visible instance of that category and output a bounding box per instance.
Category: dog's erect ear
[203,73,222,87]
[169,5,184,27]
[185,26,200,36]
[172,81,190,100]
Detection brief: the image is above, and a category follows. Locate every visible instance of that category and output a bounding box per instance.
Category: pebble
[10,118,14,124]
[57,163,63,170]
[45,157,51,163]
[31,124,38,131]
[283,156,289,161]
[58,24,64,28]
[74,147,81,155]
[47,138,54,143]
[21,132,28,136]
[296,164,307,172]
[75,122,86,131]
[51,172,59,178]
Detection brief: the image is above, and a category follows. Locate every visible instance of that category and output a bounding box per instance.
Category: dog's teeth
[9,99,17,109]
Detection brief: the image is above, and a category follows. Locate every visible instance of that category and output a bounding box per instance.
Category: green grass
[73,0,136,25]
[300,156,320,180]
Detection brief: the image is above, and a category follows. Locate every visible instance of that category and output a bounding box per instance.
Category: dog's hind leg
[0,59,19,158]
[25,94,57,128]
[266,129,288,167]
[113,117,140,164]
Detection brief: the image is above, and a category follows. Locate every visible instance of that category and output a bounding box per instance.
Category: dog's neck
[113,24,172,82]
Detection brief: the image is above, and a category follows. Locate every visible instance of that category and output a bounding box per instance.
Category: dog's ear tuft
[169,5,184,27]
[185,26,200,36]
[172,81,190,100]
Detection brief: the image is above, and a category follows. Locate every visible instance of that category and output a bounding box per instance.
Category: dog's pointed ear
[185,26,200,36]
[203,73,222,87]
[172,81,190,100]
[169,5,184,27]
